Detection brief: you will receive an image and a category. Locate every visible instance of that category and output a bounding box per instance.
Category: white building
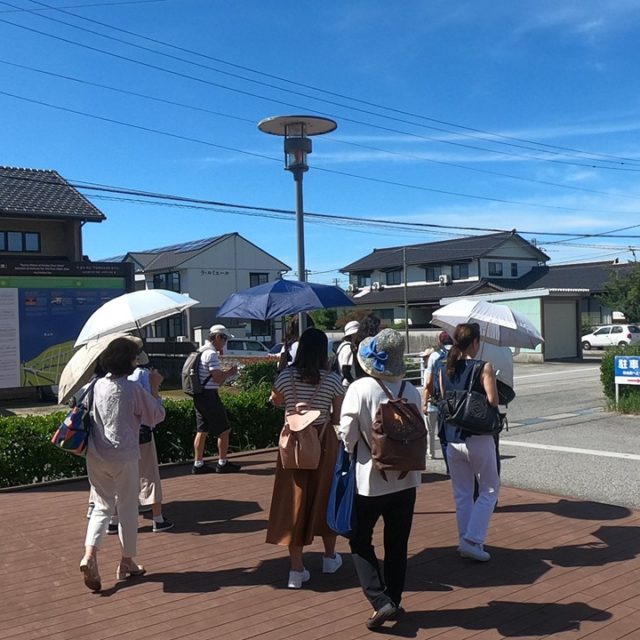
[107,233,290,342]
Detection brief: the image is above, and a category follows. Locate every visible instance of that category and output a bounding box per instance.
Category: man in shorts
[192,324,241,474]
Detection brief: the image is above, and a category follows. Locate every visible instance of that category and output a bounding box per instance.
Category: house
[341,230,632,360]
[341,231,551,325]
[0,166,105,260]
[0,166,133,393]
[105,233,290,342]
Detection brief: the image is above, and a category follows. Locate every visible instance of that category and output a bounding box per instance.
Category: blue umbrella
[217,278,355,320]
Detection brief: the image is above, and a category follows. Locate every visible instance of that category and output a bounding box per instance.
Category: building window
[488,262,503,276]
[0,231,41,253]
[386,269,402,285]
[511,262,518,277]
[250,272,268,287]
[154,315,183,338]
[452,263,469,279]
[379,308,395,320]
[357,274,371,288]
[425,266,443,282]
[251,319,272,336]
[153,271,181,292]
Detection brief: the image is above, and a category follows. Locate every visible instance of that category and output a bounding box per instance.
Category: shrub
[236,359,278,391]
[0,387,283,489]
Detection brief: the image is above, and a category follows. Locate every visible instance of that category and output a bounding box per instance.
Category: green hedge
[0,363,283,489]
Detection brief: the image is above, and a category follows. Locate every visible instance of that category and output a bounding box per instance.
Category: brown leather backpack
[367,379,427,480]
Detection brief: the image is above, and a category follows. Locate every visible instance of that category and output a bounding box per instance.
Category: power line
[20,0,640,169]
[7,56,640,204]
[6,170,640,241]
[0,0,171,13]
[3,5,640,175]
[3,88,637,218]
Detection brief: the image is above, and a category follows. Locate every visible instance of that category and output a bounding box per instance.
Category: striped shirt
[198,341,221,390]
[274,367,344,427]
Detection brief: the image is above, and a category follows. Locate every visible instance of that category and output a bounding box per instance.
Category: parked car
[581,324,640,350]
[225,338,271,357]
[267,339,342,359]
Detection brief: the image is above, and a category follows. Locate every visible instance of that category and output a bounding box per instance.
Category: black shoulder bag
[439,361,503,435]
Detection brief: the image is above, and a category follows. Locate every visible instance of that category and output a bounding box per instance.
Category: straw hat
[357,328,406,381]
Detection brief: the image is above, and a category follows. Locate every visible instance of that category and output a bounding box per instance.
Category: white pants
[85,454,140,557]
[447,434,500,545]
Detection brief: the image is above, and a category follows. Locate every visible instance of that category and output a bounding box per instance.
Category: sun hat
[209,324,234,338]
[344,320,360,337]
[357,328,406,380]
[124,336,150,365]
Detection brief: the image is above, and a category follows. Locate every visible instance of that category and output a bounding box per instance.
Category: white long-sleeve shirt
[338,376,422,497]
[88,375,165,463]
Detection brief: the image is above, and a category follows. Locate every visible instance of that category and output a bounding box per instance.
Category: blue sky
[2,0,640,285]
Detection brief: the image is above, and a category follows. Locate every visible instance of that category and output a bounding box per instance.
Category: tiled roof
[341,231,549,272]
[351,280,502,305]
[102,233,291,272]
[0,166,105,221]
[515,261,636,293]
[348,261,629,307]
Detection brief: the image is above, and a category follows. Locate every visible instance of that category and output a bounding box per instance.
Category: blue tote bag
[326,445,356,537]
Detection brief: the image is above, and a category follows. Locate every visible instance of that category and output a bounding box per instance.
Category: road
[425,354,640,510]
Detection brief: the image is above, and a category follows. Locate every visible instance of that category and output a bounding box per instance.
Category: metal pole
[294,169,307,333]
[403,246,409,351]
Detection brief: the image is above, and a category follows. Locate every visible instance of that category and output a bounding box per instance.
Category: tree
[598,265,640,322]
[309,308,338,330]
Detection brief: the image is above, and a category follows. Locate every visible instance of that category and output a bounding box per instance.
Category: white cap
[209,324,234,338]
[344,320,360,337]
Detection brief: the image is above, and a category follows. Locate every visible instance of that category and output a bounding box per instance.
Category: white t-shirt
[339,377,422,497]
[199,340,221,390]
[336,340,355,386]
[425,347,450,412]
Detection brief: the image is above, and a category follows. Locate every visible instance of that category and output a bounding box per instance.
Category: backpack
[429,348,449,403]
[181,348,212,396]
[438,361,503,436]
[333,341,355,382]
[366,379,427,480]
[278,371,329,470]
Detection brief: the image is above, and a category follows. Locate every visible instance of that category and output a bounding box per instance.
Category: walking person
[80,336,165,592]
[192,324,241,474]
[128,349,174,532]
[339,328,422,629]
[335,320,360,387]
[266,328,345,589]
[438,322,500,562]
[422,331,453,460]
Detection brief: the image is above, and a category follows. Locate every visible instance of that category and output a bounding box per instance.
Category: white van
[225,338,270,357]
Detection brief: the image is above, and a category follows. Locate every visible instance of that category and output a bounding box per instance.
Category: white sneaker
[287,568,310,589]
[322,552,343,574]
[459,539,491,562]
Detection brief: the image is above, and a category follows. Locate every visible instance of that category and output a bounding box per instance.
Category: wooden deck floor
[2,450,640,640]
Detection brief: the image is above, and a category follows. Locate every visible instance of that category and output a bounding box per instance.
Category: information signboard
[0,259,133,389]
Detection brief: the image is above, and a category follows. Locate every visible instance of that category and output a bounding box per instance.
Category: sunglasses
[215,334,229,341]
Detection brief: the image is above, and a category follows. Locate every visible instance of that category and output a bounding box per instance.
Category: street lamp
[258,115,337,332]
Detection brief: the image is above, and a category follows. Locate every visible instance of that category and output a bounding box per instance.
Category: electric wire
[2,5,639,175]
[18,0,640,168]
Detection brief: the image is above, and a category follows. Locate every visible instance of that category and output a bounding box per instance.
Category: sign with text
[614,355,640,385]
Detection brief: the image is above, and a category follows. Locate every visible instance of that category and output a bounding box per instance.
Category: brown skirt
[265,423,339,547]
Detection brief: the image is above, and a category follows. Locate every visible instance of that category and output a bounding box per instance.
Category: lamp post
[258,115,337,332]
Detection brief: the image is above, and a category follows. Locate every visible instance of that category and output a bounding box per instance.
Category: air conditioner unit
[438,274,451,286]
[371,281,381,291]
[346,283,356,293]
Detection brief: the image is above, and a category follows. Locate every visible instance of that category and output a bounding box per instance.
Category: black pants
[349,487,416,610]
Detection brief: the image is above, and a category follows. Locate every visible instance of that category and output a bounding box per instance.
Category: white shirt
[88,375,165,463]
[336,340,355,386]
[339,376,422,497]
[425,347,450,412]
[199,340,221,390]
